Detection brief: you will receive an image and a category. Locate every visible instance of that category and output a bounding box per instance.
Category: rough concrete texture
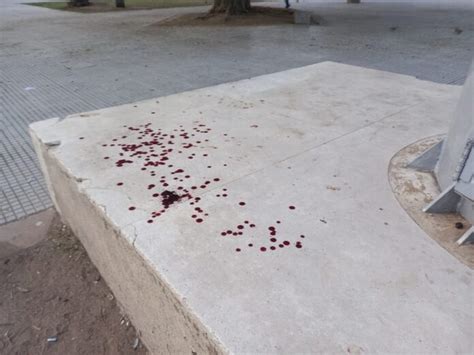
[31,63,472,354]
[2,0,474,224]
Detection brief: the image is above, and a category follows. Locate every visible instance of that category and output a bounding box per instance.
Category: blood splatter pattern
[96,118,304,253]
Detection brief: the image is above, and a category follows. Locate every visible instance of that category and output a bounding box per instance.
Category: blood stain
[128,206,136,211]
[161,190,182,208]
[239,202,246,206]
[260,247,267,252]
[289,206,295,210]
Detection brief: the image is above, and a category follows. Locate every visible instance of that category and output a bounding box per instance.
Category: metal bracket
[423,182,460,213]
[456,226,474,245]
[407,140,443,172]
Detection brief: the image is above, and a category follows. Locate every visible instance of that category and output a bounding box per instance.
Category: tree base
[210,0,251,16]
[68,0,90,7]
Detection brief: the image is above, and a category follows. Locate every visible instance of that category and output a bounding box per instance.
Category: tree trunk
[211,0,251,15]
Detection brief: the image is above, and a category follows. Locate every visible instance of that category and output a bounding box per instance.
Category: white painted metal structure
[420,61,473,244]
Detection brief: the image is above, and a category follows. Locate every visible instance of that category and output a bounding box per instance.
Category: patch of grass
[26,0,210,12]
[29,1,70,10]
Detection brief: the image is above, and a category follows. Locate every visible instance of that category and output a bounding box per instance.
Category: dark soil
[0,215,148,354]
[158,6,295,27]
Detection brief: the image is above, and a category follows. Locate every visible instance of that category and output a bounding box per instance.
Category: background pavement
[1,0,473,224]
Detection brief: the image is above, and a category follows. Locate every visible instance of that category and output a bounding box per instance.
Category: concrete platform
[30,62,472,354]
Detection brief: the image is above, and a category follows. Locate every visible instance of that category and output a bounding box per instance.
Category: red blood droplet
[260,247,267,252]
[270,238,277,242]
[300,235,305,239]
[239,202,246,206]
[237,225,244,230]
[283,241,290,246]
[270,246,276,250]
[248,243,253,247]
[117,182,124,186]
[289,206,295,210]
[196,218,203,223]
[236,248,241,252]
[128,206,136,211]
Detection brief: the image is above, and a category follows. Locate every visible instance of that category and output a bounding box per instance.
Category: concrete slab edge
[29,129,228,355]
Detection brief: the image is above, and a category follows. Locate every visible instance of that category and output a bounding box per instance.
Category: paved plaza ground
[1,0,473,224]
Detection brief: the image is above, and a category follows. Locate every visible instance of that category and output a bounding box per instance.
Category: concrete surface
[2,0,474,225]
[0,208,55,259]
[31,62,472,354]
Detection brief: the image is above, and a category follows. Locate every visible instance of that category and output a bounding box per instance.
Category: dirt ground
[0,214,148,354]
[157,6,297,26]
[389,136,473,268]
